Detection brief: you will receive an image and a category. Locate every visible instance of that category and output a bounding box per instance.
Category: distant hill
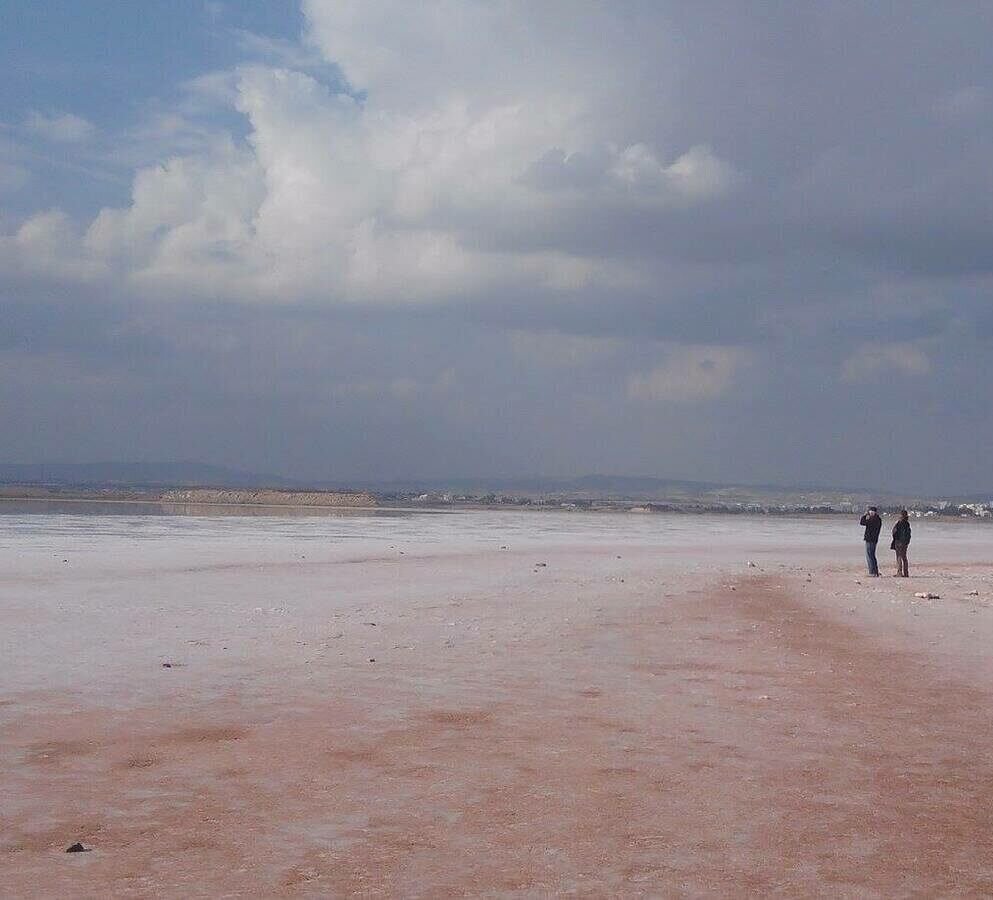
[307,474,719,496]
[320,474,990,506]
[0,461,297,489]
[321,474,875,500]
[1,463,986,505]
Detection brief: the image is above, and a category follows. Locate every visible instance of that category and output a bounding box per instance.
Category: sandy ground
[2,511,993,897]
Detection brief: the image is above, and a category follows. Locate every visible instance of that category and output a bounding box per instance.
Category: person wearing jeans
[891,509,911,577]
[859,506,882,576]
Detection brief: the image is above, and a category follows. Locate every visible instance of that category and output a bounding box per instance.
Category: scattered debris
[914,592,940,600]
[65,842,90,853]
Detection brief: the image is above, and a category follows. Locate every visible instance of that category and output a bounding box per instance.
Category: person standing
[891,509,911,577]
[859,506,882,576]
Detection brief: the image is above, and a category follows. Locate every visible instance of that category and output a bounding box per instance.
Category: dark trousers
[865,540,879,575]
[894,542,909,577]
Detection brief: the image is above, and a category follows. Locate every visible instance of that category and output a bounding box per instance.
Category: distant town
[387,491,993,518]
[1,470,990,520]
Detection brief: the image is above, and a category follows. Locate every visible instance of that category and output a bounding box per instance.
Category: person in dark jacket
[891,509,912,577]
[859,506,882,576]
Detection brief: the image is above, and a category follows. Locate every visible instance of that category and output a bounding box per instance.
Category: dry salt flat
[1,503,992,897]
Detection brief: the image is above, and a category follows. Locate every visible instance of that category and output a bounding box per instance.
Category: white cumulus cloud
[0,1,738,308]
[0,210,107,281]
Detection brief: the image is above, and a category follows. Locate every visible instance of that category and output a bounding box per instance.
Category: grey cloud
[519,148,610,192]
[3,287,991,491]
[3,1,993,493]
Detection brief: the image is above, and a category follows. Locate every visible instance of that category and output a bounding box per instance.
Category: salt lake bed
[2,504,992,896]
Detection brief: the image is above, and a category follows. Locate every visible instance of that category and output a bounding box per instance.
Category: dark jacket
[860,513,882,543]
[891,519,911,547]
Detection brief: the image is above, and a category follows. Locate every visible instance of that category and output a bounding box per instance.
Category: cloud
[509,331,619,368]
[627,345,751,403]
[83,140,264,290]
[301,0,663,112]
[0,1,735,308]
[611,144,737,201]
[0,210,106,281]
[330,369,455,401]
[24,111,96,143]
[3,1,993,492]
[235,29,331,73]
[841,343,932,383]
[523,143,737,205]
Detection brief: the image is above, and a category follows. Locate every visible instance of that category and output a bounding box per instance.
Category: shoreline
[4,494,992,523]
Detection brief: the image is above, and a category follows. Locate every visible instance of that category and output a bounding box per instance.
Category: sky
[1,1,992,493]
